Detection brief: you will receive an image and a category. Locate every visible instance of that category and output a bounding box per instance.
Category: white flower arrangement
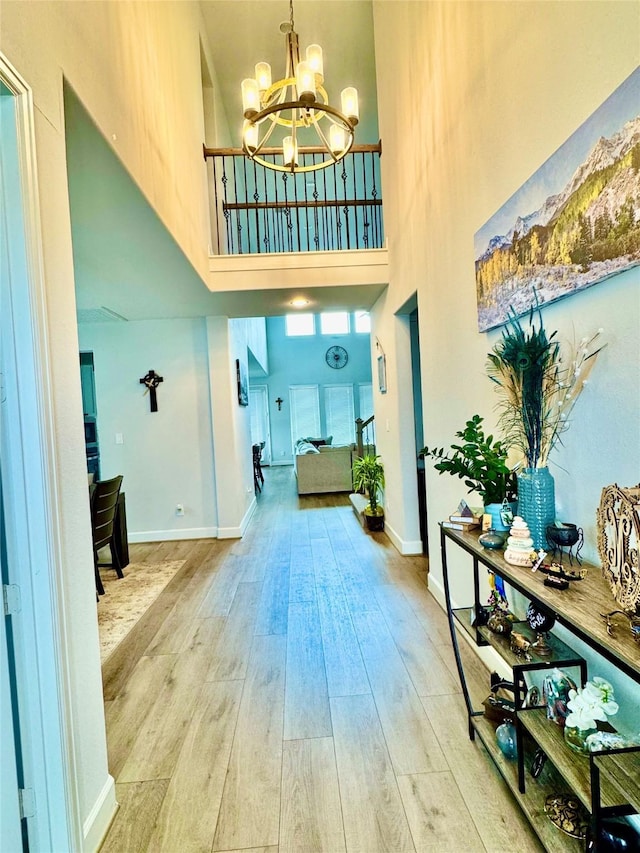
[565,676,619,730]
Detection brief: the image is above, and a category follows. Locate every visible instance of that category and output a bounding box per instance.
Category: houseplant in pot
[352,453,385,531]
[487,306,604,548]
[421,414,517,530]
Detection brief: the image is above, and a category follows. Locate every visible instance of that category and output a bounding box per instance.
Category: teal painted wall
[253,316,373,463]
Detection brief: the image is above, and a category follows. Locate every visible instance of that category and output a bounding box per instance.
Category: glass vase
[564,725,597,754]
[517,467,555,550]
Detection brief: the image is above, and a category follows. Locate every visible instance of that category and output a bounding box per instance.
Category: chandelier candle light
[241,0,359,173]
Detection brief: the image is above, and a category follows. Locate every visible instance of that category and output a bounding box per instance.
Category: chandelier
[241,0,359,173]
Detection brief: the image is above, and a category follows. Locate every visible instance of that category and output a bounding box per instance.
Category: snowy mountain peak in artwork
[475,66,640,333]
[482,115,640,259]
[563,115,640,203]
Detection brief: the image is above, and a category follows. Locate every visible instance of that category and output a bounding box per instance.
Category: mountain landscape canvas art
[475,67,640,332]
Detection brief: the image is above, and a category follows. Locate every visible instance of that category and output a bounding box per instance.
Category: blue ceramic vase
[517,467,555,550]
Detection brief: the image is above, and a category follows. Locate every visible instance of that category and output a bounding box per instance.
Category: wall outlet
[115,433,123,444]
[175,504,184,516]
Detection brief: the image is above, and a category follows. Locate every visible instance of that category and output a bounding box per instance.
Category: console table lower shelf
[472,715,584,852]
[440,523,640,852]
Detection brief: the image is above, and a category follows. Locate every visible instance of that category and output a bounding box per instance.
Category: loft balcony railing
[204,144,383,256]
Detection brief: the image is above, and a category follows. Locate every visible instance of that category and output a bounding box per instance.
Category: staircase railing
[204,144,383,255]
[355,415,376,458]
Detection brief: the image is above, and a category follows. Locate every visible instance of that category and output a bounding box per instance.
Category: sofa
[294,440,354,495]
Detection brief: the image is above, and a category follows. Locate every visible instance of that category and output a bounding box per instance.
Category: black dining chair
[91,475,124,595]
[252,442,265,493]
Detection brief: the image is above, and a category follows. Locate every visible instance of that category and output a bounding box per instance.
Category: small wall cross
[140,369,164,412]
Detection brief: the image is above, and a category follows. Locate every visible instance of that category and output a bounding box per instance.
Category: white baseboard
[217,496,257,539]
[241,496,257,536]
[383,520,423,555]
[83,774,117,853]
[128,526,218,543]
[269,459,293,467]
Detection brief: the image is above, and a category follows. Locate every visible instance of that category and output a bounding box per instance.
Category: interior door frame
[249,384,271,465]
[0,53,80,850]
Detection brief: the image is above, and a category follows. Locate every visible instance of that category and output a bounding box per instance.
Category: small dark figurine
[488,609,513,635]
[510,631,531,660]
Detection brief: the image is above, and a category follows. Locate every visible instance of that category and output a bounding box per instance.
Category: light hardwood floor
[100,466,543,852]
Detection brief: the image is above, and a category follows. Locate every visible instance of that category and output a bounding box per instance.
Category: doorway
[0,55,79,849]
[395,294,428,555]
[250,385,272,466]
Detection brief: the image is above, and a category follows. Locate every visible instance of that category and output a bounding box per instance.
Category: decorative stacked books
[442,500,482,531]
[504,516,535,566]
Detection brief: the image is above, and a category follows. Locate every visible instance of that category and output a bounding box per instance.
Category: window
[358,383,373,421]
[289,385,320,446]
[357,382,376,449]
[324,384,355,446]
[320,311,349,335]
[285,313,315,336]
[354,311,371,333]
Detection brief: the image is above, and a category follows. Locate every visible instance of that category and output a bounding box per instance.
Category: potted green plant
[352,453,385,532]
[420,414,517,529]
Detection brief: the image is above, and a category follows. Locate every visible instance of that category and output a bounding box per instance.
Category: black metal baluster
[282,173,293,253]
[333,162,342,250]
[262,162,270,253]
[212,155,220,255]
[231,156,243,253]
[341,162,350,249]
[362,151,370,249]
[312,159,320,251]
[273,158,282,252]
[250,158,260,254]
[221,157,233,254]
[322,159,329,251]
[241,154,251,253]
[371,152,380,248]
[293,160,301,253]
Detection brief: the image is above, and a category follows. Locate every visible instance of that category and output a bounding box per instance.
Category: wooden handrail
[204,142,382,159]
[355,415,376,458]
[223,198,382,211]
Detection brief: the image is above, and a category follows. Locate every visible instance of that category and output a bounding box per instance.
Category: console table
[440,524,639,851]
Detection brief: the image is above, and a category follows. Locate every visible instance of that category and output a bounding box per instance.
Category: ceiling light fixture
[241,0,359,174]
[289,297,310,308]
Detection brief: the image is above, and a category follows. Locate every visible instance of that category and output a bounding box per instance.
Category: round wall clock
[325,345,348,369]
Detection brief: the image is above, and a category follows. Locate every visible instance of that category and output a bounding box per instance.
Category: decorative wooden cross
[140,369,164,412]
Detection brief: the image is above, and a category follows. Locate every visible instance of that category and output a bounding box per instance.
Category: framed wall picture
[475,66,640,332]
[377,354,387,393]
[236,359,248,406]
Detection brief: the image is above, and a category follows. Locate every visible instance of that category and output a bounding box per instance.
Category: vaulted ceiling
[72,2,382,323]
[200,0,379,146]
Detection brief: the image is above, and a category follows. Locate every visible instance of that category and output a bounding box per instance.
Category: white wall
[372,0,639,595]
[260,316,373,463]
[207,317,256,537]
[78,319,217,540]
[1,1,226,843]
[372,0,639,731]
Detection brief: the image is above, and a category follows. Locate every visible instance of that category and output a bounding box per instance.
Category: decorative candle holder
[546,523,583,566]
